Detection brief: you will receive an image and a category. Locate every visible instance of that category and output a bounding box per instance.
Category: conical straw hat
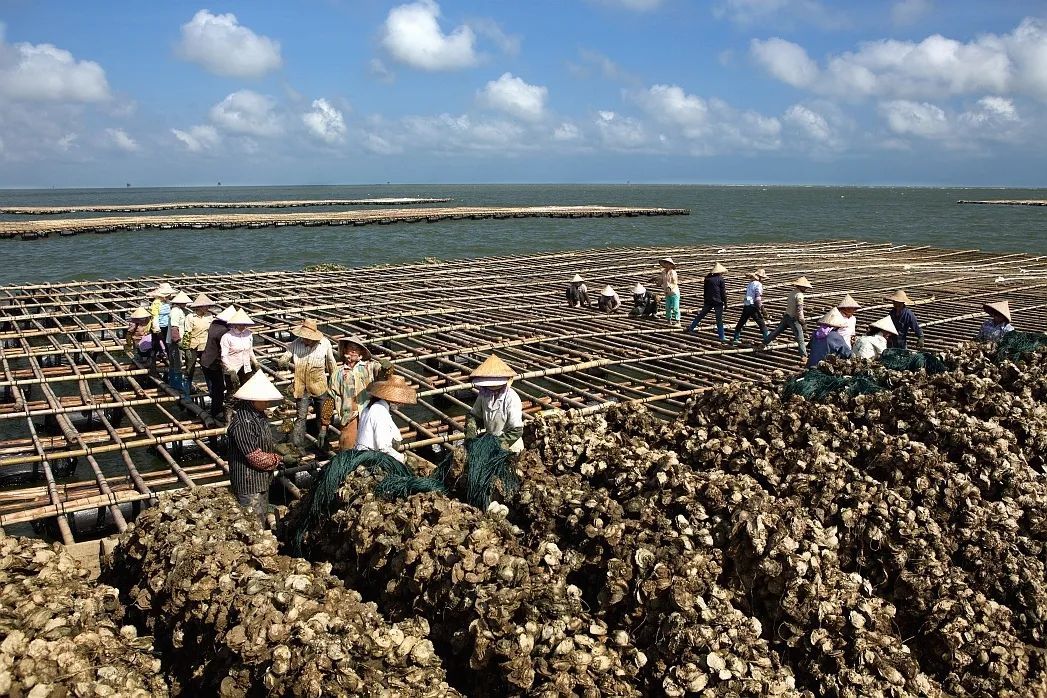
[748,268,767,280]
[982,300,1011,322]
[710,262,728,274]
[570,274,584,283]
[870,315,899,335]
[228,309,254,325]
[189,293,215,308]
[148,282,175,297]
[792,276,813,289]
[291,318,323,341]
[171,291,192,305]
[368,375,417,405]
[337,335,372,360]
[837,293,861,309]
[886,290,911,304]
[130,307,150,320]
[818,308,848,329]
[659,257,677,268]
[233,371,284,402]
[470,354,516,387]
[217,305,237,322]
[601,285,617,297]
[632,283,646,295]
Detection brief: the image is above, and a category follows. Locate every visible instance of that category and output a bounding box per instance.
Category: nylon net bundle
[996,330,1047,362]
[878,348,948,374]
[782,369,884,400]
[465,433,520,510]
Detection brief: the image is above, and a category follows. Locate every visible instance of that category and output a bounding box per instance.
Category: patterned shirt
[660,268,680,296]
[227,403,278,495]
[329,360,381,423]
[977,320,1014,342]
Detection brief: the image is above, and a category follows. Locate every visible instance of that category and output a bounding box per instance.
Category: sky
[1,0,1046,187]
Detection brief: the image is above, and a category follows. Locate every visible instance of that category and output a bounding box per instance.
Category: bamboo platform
[0,198,452,215]
[0,205,689,239]
[2,240,1046,543]
[957,200,1047,206]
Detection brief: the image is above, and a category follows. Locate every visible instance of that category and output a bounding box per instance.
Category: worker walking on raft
[730,268,768,345]
[329,336,393,452]
[764,276,813,359]
[278,319,337,451]
[687,262,728,340]
[201,305,235,425]
[464,355,524,453]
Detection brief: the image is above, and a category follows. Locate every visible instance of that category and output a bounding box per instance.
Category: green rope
[466,434,520,510]
[783,369,885,400]
[879,348,947,374]
[996,331,1047,363]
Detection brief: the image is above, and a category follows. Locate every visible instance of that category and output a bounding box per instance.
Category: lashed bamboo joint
[1,240,1046,544]
[0,198,452,215]
[0,205,690,239]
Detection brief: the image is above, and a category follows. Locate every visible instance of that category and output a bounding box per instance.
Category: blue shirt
[889,307,922,348]
[807,329,853,368]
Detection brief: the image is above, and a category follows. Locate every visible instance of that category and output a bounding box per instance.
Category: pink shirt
[221,329,255,373]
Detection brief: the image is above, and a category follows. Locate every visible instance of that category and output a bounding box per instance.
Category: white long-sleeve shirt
[470,387,524,453]
[838,315,858,345]
[220,329,255,373]
[853,334,887,360]
[356,399,404,462]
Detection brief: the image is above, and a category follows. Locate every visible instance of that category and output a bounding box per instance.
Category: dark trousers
[766,314,807,357]
[185,348,200,384]
[732,305,768,341]
[203,364,225,418]
[687,303,725,340]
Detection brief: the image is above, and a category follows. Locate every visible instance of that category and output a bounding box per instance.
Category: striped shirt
[227,403,278,495]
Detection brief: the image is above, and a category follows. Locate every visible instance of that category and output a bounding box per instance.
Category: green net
[996,331,1047,363]
[879,348,948,374]
[466,434,520,511]
[782,369,885,400]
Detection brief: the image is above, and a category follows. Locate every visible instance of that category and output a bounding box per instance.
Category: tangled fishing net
[465,433,519,510]
[996,330,1047,362]
[782,367,884,400]
[879,347,948,374]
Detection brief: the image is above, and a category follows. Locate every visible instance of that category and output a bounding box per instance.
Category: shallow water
[1,184,1045,285]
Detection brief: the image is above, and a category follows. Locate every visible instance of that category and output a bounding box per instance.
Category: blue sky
[1,0,1046,187]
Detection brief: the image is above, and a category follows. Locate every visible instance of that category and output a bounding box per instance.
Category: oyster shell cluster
[101,488,458,697]
[0,534,168,697]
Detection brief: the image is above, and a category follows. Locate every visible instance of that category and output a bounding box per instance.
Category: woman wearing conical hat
[835,293,861,346]
[165,291,192,394]
[730,268,769,345]
[764,276,813,359]
[201,305,236,424]
[629,282,658,318]
[566,274,590,309]
[277,319,337,450]
[227,371,296,525]
[886,290,924,350]
[330,336,394,452]
[464,355,524,453]
[687,262,728,339]
[183,294,216,392]
[221,308,260,417]
[125,307,154,362]
[854,316,898,360]
[658,257,682,327]
[147,282,175,366]
[597,285,621,313]
[806,308,853,368]
[976,300,1014,342]
[356,375,417,463]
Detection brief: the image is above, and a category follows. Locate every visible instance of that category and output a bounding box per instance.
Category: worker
[657,257,682,327]
[183,294,216,393]
[227,371,297,525]
[807,308,853,368]
[125,307,153,362]
[629,283,659,318]
[464,354,524,453]
[687,262,727,339]
[221,308,259,407]
[147,282,175,366]
[597,285,621,313]
[886,290,924,350]
[764,276,813,359]
[566,274,590,308]
[329,336,393,451]
[356,375,417,463]
[977,301,1014,341]
[200,305,235,424]
[165,291,191,394]
[277,319,337,450]
[836,294,861,346]
[853,316,899,360]
[731,268,768,345]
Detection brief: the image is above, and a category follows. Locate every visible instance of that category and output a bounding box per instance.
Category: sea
[1,184,1045,286]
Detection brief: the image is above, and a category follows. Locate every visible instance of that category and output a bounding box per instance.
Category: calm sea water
[1,184,1045,285]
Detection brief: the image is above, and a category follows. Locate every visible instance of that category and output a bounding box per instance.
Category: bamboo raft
[2,240,1046,543]
[957,200,1047,206]
[0,205,689,239]
[0,198,452,215]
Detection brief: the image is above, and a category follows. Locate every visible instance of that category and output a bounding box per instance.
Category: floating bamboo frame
[0,205,689,239]
[2,239,1046,542]
[957,200,1047,207]
[0,198,452,215]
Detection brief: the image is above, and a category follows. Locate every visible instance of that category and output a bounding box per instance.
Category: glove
[377,357,394,379]
[281,452,301,466]
[916,336,926,350]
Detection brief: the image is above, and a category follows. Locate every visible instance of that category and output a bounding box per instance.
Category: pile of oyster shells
[101,488,458,697]
[0,534,168,697]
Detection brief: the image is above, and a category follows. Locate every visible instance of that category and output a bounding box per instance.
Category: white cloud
[568,49,637,84]
[56,133,78,152]
[879,95,1025,147]
[589,0,663,10]
[209,90,282,137]
[0,33,110,101]
[891,0,932,26]
[302,98,347,144]
[752,18,1047,102]
[782,103,843,149]
[961,96,1018,127]
[594,110,647,149]
[171,125,220,152]
[478,73,547,122]
[879,100,950,139]
[363,112,536,155]
[715,0,845,29]
[469,18,520,56]
[105,127,139,152]
[553,122,581,141]
[381,0,477,71]
[176,10,282,78]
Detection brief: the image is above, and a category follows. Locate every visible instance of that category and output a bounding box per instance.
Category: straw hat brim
[710,263,728,275]
[369,378,417,405]
[632,284,646,294]
[471,354,517,380]
[838,294,861,309]
[337,337,372,359]
[217,307,237,323]
[473,377,510,387]
[887,291,910,304]
[793,278,813,289]
[983,301,1011,322]
[819,308,849,329]
[130,308,150,320]
[659,258,677,268]
[292,326,324,341]
[189,294,215,308]
[870,316,899,335]
[229,309,255,325]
